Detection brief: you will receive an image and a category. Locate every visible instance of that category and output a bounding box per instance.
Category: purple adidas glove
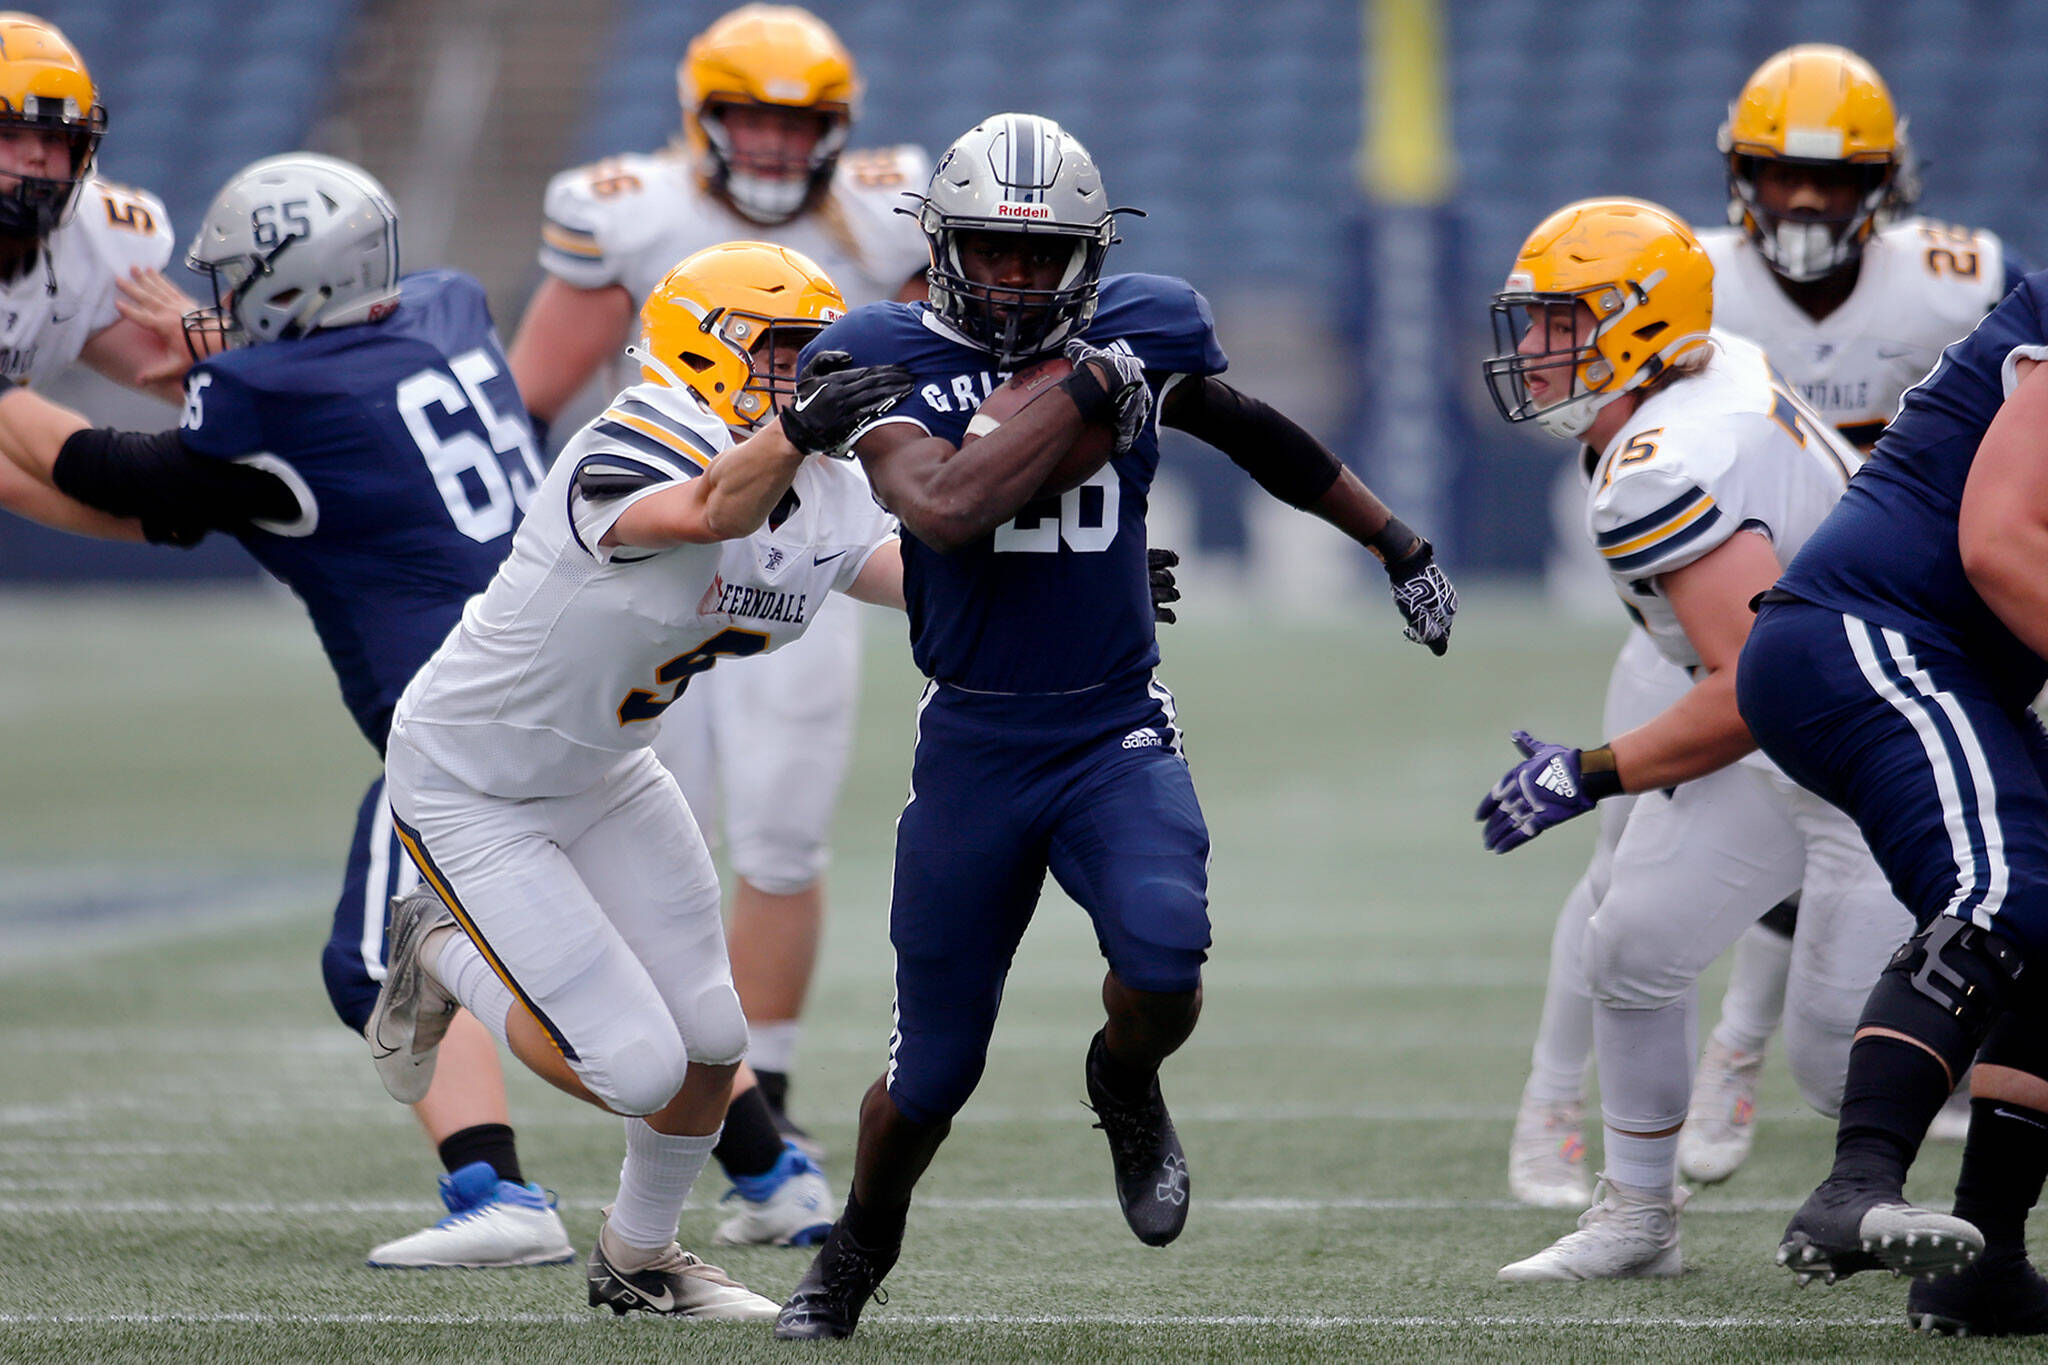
[1477,730,1599,853]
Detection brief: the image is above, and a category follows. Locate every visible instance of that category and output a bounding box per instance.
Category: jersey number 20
[396,349,546,542]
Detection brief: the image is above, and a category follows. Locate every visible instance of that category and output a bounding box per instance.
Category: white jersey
[0,177,173,385]
[1585,331,1860,672]
[1700,217,2010,445]
[537,145,931,308]
[391,379,895,799]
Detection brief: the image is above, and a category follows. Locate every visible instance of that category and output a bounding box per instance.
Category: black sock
[715,1084,788,1180]
[1953,1097,2048,1263]
[754,1068,790,1112]
[1090,1030,1156,1103]
[840,1189,906,1249]
[438,1123,522,1185]
[1829,1036,1954,1191]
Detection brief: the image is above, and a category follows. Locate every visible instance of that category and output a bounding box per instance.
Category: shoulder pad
[1592,462,1730,578]
[73,178,174,272]
[836,144,930,199]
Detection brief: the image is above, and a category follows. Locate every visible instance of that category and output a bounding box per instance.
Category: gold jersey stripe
[1599,494,1718,559]
[600,408,713,470]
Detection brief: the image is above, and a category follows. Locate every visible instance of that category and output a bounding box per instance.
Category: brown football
[960,355,1118,497]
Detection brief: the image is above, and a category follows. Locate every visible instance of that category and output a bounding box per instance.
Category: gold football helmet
[0,14,105,237]
[1718,44,1905,282]
[631,240,847,430]
[1484,198,1715,440]
[677,5,858,224]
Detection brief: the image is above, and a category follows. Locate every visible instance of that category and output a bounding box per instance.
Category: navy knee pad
[1861,916,2025,1079]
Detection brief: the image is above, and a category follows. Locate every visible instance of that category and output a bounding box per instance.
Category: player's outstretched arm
[1961,357,2048,660]
[606,358,913,548]
[1160,374,1456,654]
[855,353,1140,553]
[507,278,636,428]
[845,538,906,609]
[79,268,210,404]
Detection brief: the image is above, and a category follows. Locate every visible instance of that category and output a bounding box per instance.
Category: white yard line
[0,1310,1904,1329]
[0,1194,1808,1215]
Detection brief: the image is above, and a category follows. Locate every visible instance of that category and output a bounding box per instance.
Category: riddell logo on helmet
[995,203,1053,220]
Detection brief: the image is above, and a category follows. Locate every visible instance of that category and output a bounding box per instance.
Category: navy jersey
[1778,271,2048,709]
[179,270,543,747]
[806,273,1227,693]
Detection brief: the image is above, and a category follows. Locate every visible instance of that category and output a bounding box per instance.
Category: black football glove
[1385,536,1457,656]
[1149,546,1181,624]
[780,350,914,457]
[1061,336,1152,452]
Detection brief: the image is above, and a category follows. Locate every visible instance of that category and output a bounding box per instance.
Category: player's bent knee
[1858,917,2026,1078]
[729,828,829,898]
[1581,910,1688,1009]
[887,1060,985,1125]
[682,981,750,1067]
[590,1032,693,1117]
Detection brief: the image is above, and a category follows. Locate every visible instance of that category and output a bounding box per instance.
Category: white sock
[747,1019,801,1075]
[435,931,514,1050]
[609,1119,720,1255]
[1711,920,1793,1056]
[1603,1127,1679,1197]
[1593,996,1693,1197]
[1525,873,1598,1104]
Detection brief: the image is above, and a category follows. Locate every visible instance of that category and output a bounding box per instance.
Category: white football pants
[385,732,747,1118]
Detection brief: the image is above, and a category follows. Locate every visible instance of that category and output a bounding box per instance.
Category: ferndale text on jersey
[711,580,810,625]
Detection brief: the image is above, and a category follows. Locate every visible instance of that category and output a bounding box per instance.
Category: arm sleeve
[1163,374,1342,508]
[52,427,298,544]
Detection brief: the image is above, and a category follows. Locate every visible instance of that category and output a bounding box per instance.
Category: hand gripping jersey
[0,176,171,384]
[1776,271,2048,710]
[1700,218,2018,447]
[804,273,1228,694]
[1585,331,1861,672]
[537,145,931,308]
[177,270,541,748]
[392,378,895,799]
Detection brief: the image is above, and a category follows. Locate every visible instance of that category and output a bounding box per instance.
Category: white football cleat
[1679,1038,1766,1185]
[713,1144,836,1247]
[367,1162,574,1268]
[1509,1095,1592,1209]
[1498,1176,1686,1282]
[365,886,458,1105]
[588,1210,780,1320]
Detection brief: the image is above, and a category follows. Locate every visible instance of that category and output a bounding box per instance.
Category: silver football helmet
[182,153,401,352]
[913,113,1135,364]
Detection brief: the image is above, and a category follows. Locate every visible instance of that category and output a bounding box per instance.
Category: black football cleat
[1776,1177,1981,1286]
[1085,1030,1190,1247]
[1909,1255,2048,1336]
[774,1219,899,1341]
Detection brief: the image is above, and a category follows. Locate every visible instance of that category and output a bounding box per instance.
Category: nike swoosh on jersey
[813,549,850,566]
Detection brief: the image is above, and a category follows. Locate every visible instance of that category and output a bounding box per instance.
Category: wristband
[1579,744,1625,800]
[1059,362,1116,425]
[1370,515,1426,569]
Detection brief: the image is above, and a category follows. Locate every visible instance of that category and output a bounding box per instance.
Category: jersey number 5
[396,349,546,542]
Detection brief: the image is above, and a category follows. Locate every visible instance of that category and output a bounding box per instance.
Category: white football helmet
[914,113,1134,364]
[183,153,401,351]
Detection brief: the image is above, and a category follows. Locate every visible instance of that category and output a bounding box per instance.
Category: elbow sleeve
[54,427,299,543]
[1171,376,1343,509]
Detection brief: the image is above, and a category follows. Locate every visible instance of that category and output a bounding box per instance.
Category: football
[961,355,1118,497]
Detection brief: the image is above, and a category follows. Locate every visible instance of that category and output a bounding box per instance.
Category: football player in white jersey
[1509,46,2023,1208]
[506,3,931,1153]
[0,13,193,527]
[368,242,912,1319]
[1476,199,1916,1280]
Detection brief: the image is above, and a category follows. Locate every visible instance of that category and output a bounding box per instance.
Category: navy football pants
[885,679,1212,1125]
[320,777,421,1033]
[1740,600,2048,964]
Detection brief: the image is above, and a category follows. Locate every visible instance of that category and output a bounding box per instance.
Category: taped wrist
[1059,362,1117,425]
[1577,745,1624,801]
[1372,516,1428,573]
[1860,917,2025,1078]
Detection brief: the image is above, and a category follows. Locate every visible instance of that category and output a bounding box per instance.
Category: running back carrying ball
[961,354,1119,496]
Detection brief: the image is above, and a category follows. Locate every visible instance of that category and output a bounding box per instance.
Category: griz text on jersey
[803,273,1227,695]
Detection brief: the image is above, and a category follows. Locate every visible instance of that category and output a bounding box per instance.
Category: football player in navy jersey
[1737,273,2048,1334]
[772,113,1457,1341]
[0,153,587,1270]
